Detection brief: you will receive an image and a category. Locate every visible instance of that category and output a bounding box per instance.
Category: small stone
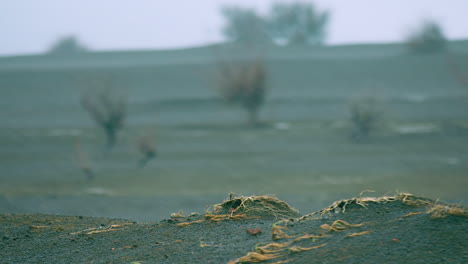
[246,228,262,235]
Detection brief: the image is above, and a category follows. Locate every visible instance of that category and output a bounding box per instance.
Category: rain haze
[0,2,468,262]
[1,0,468,55]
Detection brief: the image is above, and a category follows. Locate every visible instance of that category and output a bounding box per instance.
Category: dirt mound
[0,193,466,264]
[228,192,468,263]
[210,194,301,219]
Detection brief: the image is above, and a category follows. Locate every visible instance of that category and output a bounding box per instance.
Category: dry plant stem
[256,241,293,254]
[69,223,133,235]
[272,225,294,240]
[229,252,282,264]
[427,204,468,218]
[293,233,328,242]
[346,231,372,238]
[289,243,327,253]
[177,214,257,227]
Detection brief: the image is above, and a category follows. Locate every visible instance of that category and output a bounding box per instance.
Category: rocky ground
[1,193,467,264]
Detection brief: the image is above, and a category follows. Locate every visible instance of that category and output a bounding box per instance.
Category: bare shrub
[74,139,95,181]
[137,135,157,168]
[218,57,267,127]
[348,97,383,142]
[48,36,87,55]
[405,20,447,54]
[220,3,330,46]
[221,6,270,45]
[267,2,329,45]
[81,89,126,150]
[448,55,468,90]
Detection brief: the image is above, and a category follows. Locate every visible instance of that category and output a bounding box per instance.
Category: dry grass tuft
[228,252,282,264]
[299,192,435,221]
[396,193,433,207]
[170,211,186,218]
[206,213,259,221]
[427,204,468,219]
[320,220,364,232]
[211,194,300,219]
[177,213,256,227]
[293,233,328,242]
[218,57,267,127]
[401,211,423,218]
[255,241,292,254]
[288,243,327,253]
[269,260,294,264]
[176,219,204,227]
[345,231,372,238]
[69,223,133,235]
[272,225,294,240]
[223,192,466,264]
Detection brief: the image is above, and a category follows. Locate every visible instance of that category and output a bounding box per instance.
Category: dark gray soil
[0,195,466,264]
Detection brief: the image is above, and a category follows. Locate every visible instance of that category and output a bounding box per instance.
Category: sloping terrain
[1,193,466,264]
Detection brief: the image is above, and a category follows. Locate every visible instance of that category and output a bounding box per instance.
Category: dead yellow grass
[177,213,257,227]
[298,192,441,221]
[288,243,327,253]
[427,204,468,219]
[269,260,294,264]
[176,219,204,227]
[227,252,282,264]
[272,225,294,240]
[256,241,292,254]
[225,192,466,264]
[293,233,328,242]
[69,223,133,235]
[178,194,298,228]
[401,211,423,218]
[170,211,186,218]
[346,231,372,238]
[320,220,365,232]
[211,195,300,219]
[230,239,327,263]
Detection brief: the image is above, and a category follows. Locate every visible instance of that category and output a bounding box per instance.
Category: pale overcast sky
[1,0,467,56]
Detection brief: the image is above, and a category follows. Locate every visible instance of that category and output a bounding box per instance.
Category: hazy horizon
[2,0,468,56]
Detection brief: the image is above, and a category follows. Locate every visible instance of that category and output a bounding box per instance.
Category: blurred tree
[48,36,87,55]
[81,89,126,150]
[448,55,468,101]
[137,135,157,168]
[218,57,267,127]
[221,6,271,44]
[405,20,447,54]
[267,2,329,45]
[74,139,95,181]
[348,97,383,142]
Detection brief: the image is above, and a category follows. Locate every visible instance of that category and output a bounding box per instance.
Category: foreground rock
[1,193,466,264]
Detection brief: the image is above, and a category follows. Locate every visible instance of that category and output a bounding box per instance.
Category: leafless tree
[221,6,270,45]
[448,55,468,90]
[267,2,329,45]
[74,139,95,181]
[48,36,87,55]
[137,135,157,168]
[348,97,382,142]
[218,57,267,127]
[405,20,447,54]
[81,89,126,150]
